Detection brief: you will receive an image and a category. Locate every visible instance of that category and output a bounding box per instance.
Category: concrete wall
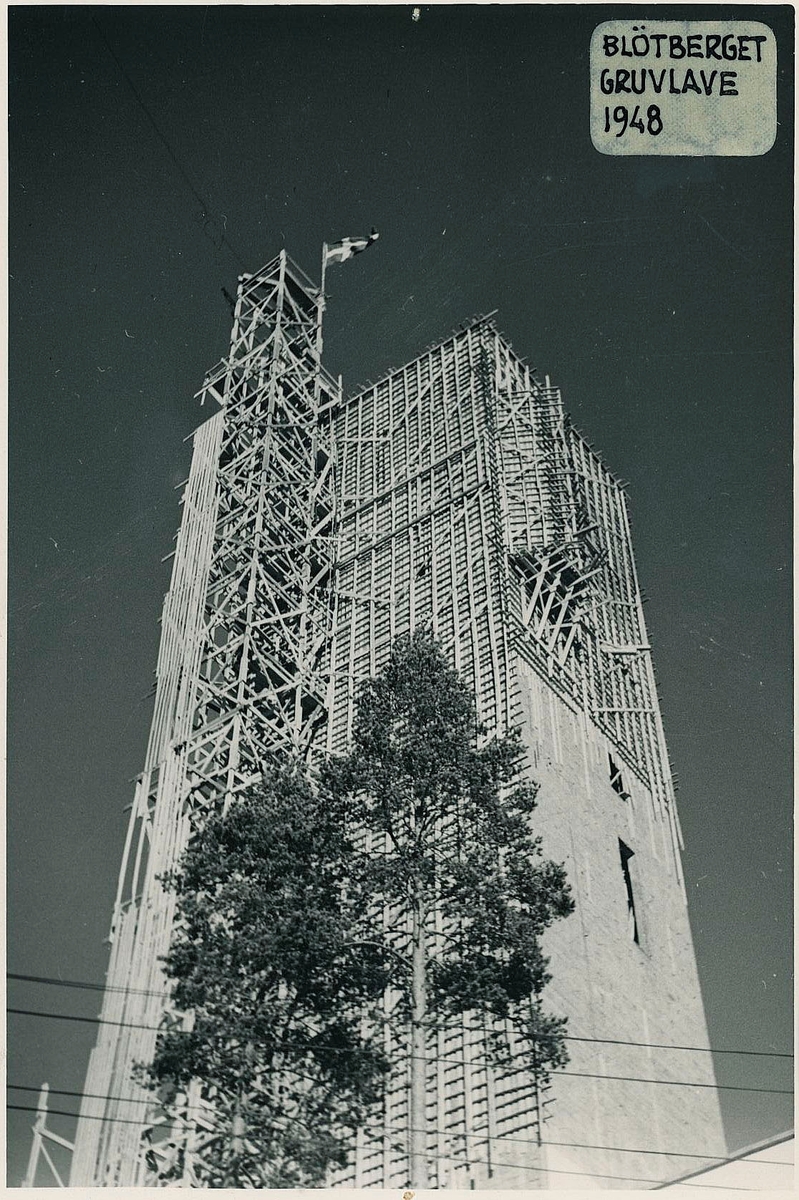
[485,656,727,1188]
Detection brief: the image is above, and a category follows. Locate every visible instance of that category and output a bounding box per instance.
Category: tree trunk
[223,1094,245,1187]
[224,1040,254,1186]
[409,882,429,1188]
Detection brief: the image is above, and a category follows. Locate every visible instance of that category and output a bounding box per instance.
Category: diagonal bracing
[72,261,686,1188]
[70,251,338,1185]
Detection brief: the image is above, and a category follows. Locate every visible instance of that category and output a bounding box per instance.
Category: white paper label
[590,20,777,156]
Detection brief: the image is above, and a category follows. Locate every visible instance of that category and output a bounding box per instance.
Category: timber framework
[65,249,711,1188]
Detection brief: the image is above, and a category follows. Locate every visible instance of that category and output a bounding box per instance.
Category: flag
[325,229,379,265]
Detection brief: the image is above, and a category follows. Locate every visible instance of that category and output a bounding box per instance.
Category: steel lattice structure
[70,250,723,1188]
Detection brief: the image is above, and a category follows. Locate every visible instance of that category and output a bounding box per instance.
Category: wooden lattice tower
[72,255,725,1188]
[70,252,339,1185]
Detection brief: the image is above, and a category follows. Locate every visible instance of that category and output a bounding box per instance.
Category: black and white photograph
[8,4,793,1190]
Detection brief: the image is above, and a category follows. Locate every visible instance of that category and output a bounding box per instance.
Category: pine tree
[323,629,574,1186]
[148,632,573,1188]
[145,758,390,1187]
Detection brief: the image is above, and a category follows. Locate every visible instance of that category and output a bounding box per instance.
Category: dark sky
[8,4,793,1186]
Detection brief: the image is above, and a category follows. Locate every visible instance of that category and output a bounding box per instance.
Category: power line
[7,1085,790,1168]
[568,1033,790,1059]
[0,1106,659,1184]
[8,972,165,1001]
[10,1007,159,1033]
[8,1102,778,1188]
[367,1123,792,1180]
[10,1084,164,1109]
[559,1070,791,1096]
[8,1008,793,1096]
[88,12,245,270]
[9,1103,146,1129]
[8,974,793,1060]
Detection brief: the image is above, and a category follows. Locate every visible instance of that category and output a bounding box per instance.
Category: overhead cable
[8,975,793,1060]
[6,1085,790,1168]
[89,13,245,269]
[9,1103,777,1188]
[8,1008,793,1096]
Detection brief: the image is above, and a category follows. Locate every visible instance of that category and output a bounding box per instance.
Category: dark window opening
[618,839,640,945]
[609,752,631,802]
